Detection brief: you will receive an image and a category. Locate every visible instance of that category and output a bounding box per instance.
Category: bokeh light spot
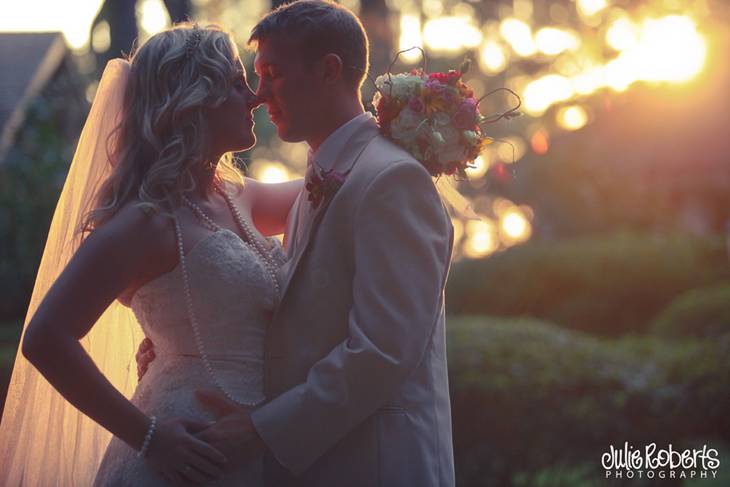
[557,105,588,131]
[530,129,550,155]
[251,161,291,183]
[479,40,508,73]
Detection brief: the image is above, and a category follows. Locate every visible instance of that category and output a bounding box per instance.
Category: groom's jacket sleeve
[250,159,452,475]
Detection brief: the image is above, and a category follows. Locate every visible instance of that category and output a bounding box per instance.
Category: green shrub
[651,284,730,339]
[446,234,729,336]
[0,321,22,415]
[447,316,730,487]
[0,62,88,321]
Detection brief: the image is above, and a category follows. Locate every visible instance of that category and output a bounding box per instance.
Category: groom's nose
[254,80,270,103]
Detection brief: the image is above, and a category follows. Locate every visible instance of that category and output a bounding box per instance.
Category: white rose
[433,112,451,127]
[439,125,461,146]
[375,74,423,100]
[437,143,467,164]
[390,107,426,143]
[434,126,466,163]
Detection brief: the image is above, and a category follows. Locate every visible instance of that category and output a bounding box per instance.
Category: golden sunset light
[464,219,498,259]
[479,40,508,74]
[0,0,103,48]
[0,0,721,267]
[557,105,589,131]
[423,16,482,52]
[251,161,291,183]
[499,208,532,244]
[398,13,423,62]
[465,155,490,179]
[1,1,730,485]
[499,18,537,57]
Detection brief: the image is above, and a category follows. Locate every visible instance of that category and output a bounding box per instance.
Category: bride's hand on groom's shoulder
[194,390,266,470]
[145,416,228,485]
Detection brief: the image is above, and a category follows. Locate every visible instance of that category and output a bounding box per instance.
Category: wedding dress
[93,226,285,486]
[0,59,285,486]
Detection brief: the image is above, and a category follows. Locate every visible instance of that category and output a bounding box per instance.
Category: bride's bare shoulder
[91,201,175,260]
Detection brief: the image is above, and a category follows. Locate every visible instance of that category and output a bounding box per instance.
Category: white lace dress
[93,229,285,486]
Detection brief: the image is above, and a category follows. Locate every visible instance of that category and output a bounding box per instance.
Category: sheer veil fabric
[0,59,146,486]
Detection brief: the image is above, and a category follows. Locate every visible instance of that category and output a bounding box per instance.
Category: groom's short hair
[249,0,369,92]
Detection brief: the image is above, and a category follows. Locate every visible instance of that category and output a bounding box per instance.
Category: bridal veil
[0,59,145,486]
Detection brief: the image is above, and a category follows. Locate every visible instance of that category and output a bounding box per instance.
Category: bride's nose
[248,91,263,110]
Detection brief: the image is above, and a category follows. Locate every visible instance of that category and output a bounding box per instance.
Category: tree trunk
[92,0,138,71]
[163,0,194,23]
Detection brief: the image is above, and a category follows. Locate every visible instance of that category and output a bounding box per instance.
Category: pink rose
[452,100,478,129]
[424,78,446,93]
[462,97,478,110]
[408,97,425,113]
[429,70,461,85]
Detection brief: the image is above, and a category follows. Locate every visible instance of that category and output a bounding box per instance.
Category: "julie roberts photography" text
[602,442,720,480]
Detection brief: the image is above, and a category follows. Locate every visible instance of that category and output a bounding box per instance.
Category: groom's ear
[318,53,344,85]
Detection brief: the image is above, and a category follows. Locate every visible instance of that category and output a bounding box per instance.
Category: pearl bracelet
[137,416,157,458]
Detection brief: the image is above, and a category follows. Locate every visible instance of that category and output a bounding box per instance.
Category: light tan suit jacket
[252,117,455,487]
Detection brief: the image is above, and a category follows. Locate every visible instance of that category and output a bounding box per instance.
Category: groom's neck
[307,96,364,152]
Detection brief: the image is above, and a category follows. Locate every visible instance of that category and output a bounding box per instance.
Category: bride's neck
[189,162,219,201]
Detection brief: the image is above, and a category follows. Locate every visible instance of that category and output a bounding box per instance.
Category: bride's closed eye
[233,71,248,90]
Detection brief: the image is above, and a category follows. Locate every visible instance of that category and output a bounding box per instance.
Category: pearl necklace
[181,186,281,298]
[214,185,281,297]
[175,184,280,407]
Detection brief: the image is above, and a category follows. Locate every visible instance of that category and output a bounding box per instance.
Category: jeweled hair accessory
[371,47,521,179]
[185,26,203,58]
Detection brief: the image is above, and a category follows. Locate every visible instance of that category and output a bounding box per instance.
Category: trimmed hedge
[651,284,730,340]
[448,316,730,487]
[446,234,730,336]
[3,316,728,486]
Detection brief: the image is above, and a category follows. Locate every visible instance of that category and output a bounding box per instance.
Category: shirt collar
[309,112,375,172]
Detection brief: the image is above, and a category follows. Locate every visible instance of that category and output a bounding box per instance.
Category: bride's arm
[23,209,155,448]
[245,177,304,236]
[21,205,226,483]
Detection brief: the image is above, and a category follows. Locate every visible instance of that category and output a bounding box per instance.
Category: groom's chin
[276,127,304,143]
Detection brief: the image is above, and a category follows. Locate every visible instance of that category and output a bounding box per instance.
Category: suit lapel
[282,191,303,256]
[277,122,380,304]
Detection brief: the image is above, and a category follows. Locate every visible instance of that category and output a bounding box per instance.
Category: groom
[140,1,455,485]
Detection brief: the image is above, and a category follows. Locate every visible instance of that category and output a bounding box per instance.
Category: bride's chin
[228,131,256,152]
[238,134,256,152]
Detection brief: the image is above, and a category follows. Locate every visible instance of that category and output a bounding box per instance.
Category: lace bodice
[93,228,285,486]
[132,229,279,365]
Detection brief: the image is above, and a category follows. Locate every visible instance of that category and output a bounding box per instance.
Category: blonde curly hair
[82,23,244,233]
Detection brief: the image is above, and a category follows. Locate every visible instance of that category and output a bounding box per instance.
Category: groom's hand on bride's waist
[194,389,267,470]
[136,337,156,380]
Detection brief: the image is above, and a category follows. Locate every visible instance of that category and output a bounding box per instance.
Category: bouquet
[371,51,520,179]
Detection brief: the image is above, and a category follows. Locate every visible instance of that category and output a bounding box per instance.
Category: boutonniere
[306,167,349,210]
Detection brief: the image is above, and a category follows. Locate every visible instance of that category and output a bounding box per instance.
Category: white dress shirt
[292,112,376,251]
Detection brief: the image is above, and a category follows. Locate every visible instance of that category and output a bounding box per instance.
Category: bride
[0,23,301,486]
